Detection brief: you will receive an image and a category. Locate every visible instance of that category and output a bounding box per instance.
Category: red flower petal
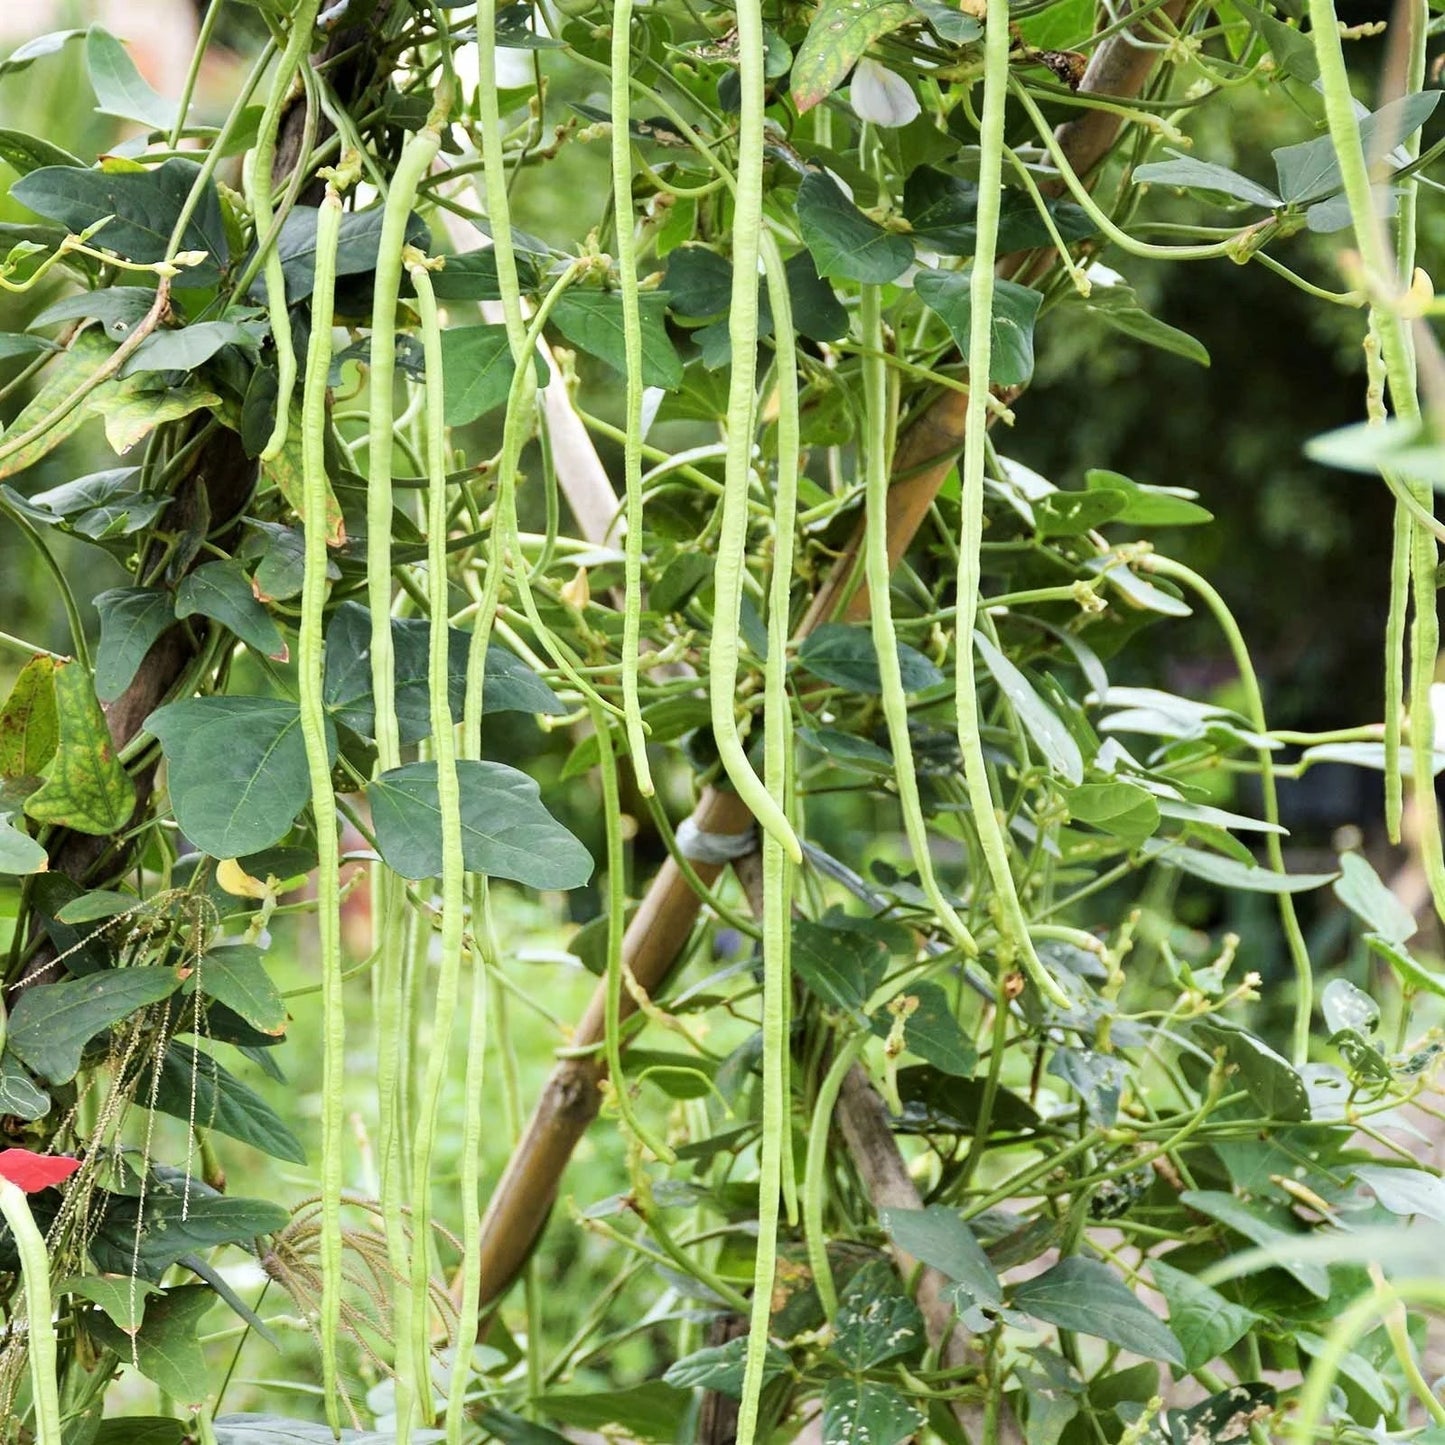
[0,1150,81,1192]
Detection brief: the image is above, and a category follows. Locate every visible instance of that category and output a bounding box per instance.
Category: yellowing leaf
[792,0,913,113]
[0,332,117,480]
[90,374,220,456]
[23,661,134,835]
[261,425,345,547]
[0,654,59,780]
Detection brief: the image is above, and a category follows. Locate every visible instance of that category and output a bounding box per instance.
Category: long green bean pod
[955,1,1070,1010]
[0,1181,62,1444]
[296,173,346,1429]
[610,0,654,796]
[710,0,801,865]
[405,255,468,1429]
[246,0,321,460]
[368,116,445,776]
[861,285,978,960]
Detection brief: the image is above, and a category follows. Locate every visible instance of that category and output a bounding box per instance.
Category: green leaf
[914,271,1042,386]
[1305,416,1445,488]
[1011,1257,1184,1365]
[799,726,894,775]
[0,332,53,362]
[146,696,332,859]
[149,1046,307,1163]
[439,324,548,426]
[1353,1163,1445,1222]
[1273,92,1441,205]
[791,918,888,1012]
[0,653,58,778]
[29,287,159,335]
[1074,284,1211,367]
[1083,469,1213,526]
[1133,152,1280,208]
[12,159,227,285]
[874,980,977,1076]
[6,966,180,1083]
[0,1052,50,1119]
[271,203,429,302]
[93,588,176,702]
[663,1337,790,1397]
[1062,782,1160,846]
[902,167,1094,256]
[1033,488,1128,536]
[175,560,287,660]
[1148,1260,1257,1371]
[551,291,683,390]
[1195,1019,1309,1121]
[64,1274,159,1334]
[95,1189,290,1276]
[87,27,181,131]
[820,1380,923,1445]
[798,173,914,284]
[0,331,116,480]
[87,1285,214,1408]
[797,622,943,694]
[909,0,982,40]
[1333,852,1415,944]
[1362,933,1445,1000]
[879,1206,1001,1306]
[24,661,134,834]
[323,602,561,746]
[478,1410,572,1445]
[92,372,222,456]
[1150,844,1336,893]
[0,815,47,875]
[0,129,83,176]
[974,632,1083,784]
[367,760,593,889]
[430,248,540,300]
[0,30,86,79]
[537,1383,692,1443]
[122,320,259,377]
[791,0,913,111]
[189,945,286,1036]
[832,1259,925,1367]
[1179,1189,1330,1298]
[1160,1384,1276,1444]
[1047,1047,1128,1126]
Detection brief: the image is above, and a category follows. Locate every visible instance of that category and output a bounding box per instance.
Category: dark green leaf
[909,0,982,40]
[791,0,913,112]
[797,172,913,284]
[28,287,158,335]
[12,159,226,285]
[430,247,539,300]
[797,622,943,694]
[1194,1019,1309,1121]
[122,320,259,377]
[551,291,683,390]
[1179,1189,1330,1298]
[1010,1257,1184,1365]
[93,588,175,702]
[188,945,286,1036]
[6,966,180,1083]
[149,1046,307,1164]
[820,1380,923,1445]
[903,167,1094,255]
[95,1189,290,1275]
[832,1259,925,1367]
[24,661,134,834]
[1148,1260,1257,1371]
[914,271,1042,386]
[175,560,287,660]
[785,248,849,340]
[1075,284,1211,367]
[537,1383,691,1443]
[94,1420,187,1445]
[323,601,561,745]
[663,1337,790,1396]
[440,324,547,425]
[87,27,180,130]
[272,204,429,302]
[0,129,83,176]
[879,1206,1001,1306]
[146,696,333,859]
[0,332,53,361]
[1047,1047,1128,1125]
[874,980,977,1076]
[367,760,593,889]
[1273,92,1442,204]
[87,1286,213,1407]
[791,918,889,1012]
[1164,1384,1276,1444]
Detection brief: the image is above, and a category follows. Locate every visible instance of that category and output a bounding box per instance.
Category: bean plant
[0,0,1441,1443]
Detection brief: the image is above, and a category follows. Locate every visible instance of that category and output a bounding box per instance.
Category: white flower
[849,59,921,128]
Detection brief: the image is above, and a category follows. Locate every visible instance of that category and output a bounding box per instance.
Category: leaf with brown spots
[792,0,913,112]
[0,654,59,781]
